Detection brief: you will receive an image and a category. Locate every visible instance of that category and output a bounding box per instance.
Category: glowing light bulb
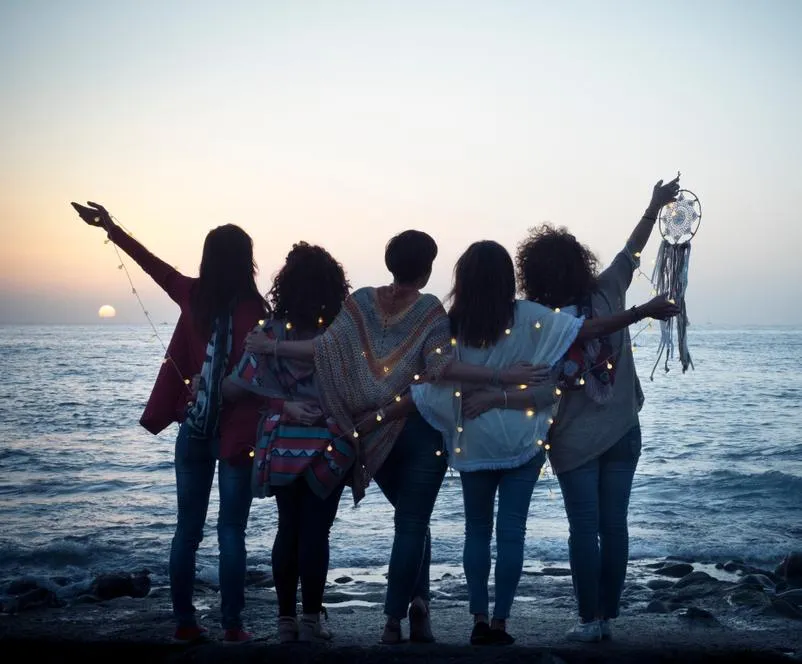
[454,391,461,398]
[555,387,562,396]
[554,307,561,313]
[457,426,464,433]
[505,328,511,335]
[455,447,462,454]
[537,439,544,446]
[285,322,292,330]
[435,450,442,456]
[607,362,613,370]
[383,366,389,373]
[634,251,641,258]
[668,298,676,304]
[327,445,333,452]
[318,317,324,325]
[435,347,442,354]
[548,418,554,425]
[352,431,359,438]
[579,377,585,386]
[376,414,383,422]
[544,443,551,451]
[249,450,255,458]
[535,321,542,329]
[518,384,526,390]
[258,319,265,326]
[184,378,190,385]
[451,338,457,346]
[395,395,402,402]
[526,409,535,418]
[414,374,420,381]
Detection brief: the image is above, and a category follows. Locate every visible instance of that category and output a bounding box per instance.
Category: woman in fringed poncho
[245,230,549,644]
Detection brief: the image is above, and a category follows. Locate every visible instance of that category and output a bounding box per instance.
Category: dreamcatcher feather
[650,185,702,381]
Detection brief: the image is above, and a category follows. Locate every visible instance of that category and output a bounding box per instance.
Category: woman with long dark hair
[462,177,682,642]
[72,201,267,644]
[411,240,678,645]
[225,242,351,643]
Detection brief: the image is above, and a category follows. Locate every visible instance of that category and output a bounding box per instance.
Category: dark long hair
[268,242,350,331]
[191,224,266,334]
[448,241,516,348]
[516,224,599,308]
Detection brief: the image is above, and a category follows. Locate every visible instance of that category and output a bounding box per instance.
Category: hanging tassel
[650,240,694,380]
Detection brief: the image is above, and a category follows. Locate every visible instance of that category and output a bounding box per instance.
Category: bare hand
[283,401,323,425]
[649,175,681,211]
[245,329,275,354]
[71,201,113,229]
[639,296,682,321]
[499,362,551,386]
[190,374,202,399]
[462,390,497,420]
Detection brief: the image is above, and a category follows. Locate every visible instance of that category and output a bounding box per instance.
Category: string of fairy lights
[102,219,666,490]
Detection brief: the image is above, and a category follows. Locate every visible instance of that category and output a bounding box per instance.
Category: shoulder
[514,299,555,323]
[418,292,447,314]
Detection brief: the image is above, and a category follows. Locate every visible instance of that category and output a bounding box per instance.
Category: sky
[1,0,800,326]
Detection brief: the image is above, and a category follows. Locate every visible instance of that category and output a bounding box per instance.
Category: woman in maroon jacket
[72,201,269,643]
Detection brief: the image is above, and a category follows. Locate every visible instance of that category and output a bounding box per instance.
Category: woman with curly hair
[225,242,350,643]
[463,177,682,642]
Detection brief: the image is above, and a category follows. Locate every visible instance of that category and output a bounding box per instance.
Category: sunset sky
[1,0,800,325]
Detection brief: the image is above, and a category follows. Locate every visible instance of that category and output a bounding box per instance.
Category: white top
[411,300,583,472]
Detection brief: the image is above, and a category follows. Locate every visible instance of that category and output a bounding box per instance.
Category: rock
[0,587,65,613]
[90,572,151,601]
[646,600,670,613]
[655,563,694,578]
[645,562,667,569]
[739,574,776,590]
[775,552,802,586]
[726,588,771,609]
[674,606,720,625]
[673,571,713,588]
[665,555,696,564]
[723,559,745,573]
[5,579,40,595]
[777,589,802,606]
[334,576,353,584]
[245,570,272,586]
[769,597,802,620]
[441,573,454,579]
[715,563,724,570]
[541,567,573,576]
[647,579,674,590]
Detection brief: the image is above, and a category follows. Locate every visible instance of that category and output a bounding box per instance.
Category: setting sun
[98,305,116,319]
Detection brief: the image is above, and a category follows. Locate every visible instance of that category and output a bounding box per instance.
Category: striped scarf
[185,313,233,438]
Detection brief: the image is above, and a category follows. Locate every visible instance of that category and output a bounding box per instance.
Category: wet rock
[5,579,40,595]
[646,600,670,613]
[0,587,65,613]
[645,562,667,569]
[673,571,713,588]
[674,606,719,625]
[665,555,696,564]
[725,588,771,609]
[334,576,353,584]
[647,579,674,590]
[90,572,151,601]
[768,597,802,620]
[739,574,776,590]
[655,563,694,578]
[775,552,802,586]
[245,570,272,586]
[441,573,454,579]
[541,567,572,576]
[776,589,802,606]
[722,559,745,573]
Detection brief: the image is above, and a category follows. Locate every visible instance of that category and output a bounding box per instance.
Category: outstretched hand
[649,174,681,211]
[71,201,113,229]
[640,296,682,321]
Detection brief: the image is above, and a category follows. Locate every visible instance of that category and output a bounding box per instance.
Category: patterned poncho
[313,286,454,503]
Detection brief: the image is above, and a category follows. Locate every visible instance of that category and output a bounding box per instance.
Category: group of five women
[71,174,681,646]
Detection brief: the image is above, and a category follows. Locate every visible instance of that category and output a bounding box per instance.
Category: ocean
[1,324,801,592]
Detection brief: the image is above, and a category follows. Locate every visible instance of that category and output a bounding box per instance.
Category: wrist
[643,204,660,219]
[630,305,644,322]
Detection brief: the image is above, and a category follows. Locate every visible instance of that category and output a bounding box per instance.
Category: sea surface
[1,324,801,590]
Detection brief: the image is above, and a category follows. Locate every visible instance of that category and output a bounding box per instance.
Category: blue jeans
[373,412,447,619]
[557,425,641,622]
[460,453,545,620]
[169,422,254,630]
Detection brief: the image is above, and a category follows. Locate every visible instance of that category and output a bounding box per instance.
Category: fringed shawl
[312,286,453,503]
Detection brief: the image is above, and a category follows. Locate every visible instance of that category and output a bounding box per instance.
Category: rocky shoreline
[1,553,800,662]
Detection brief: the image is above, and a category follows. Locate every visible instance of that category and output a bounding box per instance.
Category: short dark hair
[384,230,438,284]
[268,242,350,331]
[448,241,516,348]
[516,224,599,308]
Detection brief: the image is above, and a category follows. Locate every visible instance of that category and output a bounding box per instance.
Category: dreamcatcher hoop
[658,189,702,245]
[650,183,702,380]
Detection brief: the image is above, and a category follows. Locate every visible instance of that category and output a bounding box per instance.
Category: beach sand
[2,557,801,663]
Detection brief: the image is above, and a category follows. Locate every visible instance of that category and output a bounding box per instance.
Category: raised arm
[627,175,681,255]
[71,201,191,303]
[576,295,680,341]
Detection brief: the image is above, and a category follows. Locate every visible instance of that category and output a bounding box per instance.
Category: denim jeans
[459,453,545,620]
[272,478,345,616]
[169,422,253,630]
[373,412,447,619]
[557,425,641,622]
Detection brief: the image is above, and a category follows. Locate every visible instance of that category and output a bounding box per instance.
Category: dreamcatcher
[650,179,702,380]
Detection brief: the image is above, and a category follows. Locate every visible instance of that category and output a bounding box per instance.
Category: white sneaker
[298,610,333,642]
[566,620,602,643]
[600,619,613,640]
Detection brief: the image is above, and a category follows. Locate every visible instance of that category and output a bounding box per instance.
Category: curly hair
[516,224,599,308]
[268,242,350,331]
[448,241,516,348]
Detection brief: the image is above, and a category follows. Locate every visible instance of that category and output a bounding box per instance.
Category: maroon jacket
[108,225,277,461]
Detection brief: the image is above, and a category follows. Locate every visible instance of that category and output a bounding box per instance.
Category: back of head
[448,240,516,348]
[384,230,438,286]
[516,224,598,309]
[269,242,350,331]
[193,224,265,334]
